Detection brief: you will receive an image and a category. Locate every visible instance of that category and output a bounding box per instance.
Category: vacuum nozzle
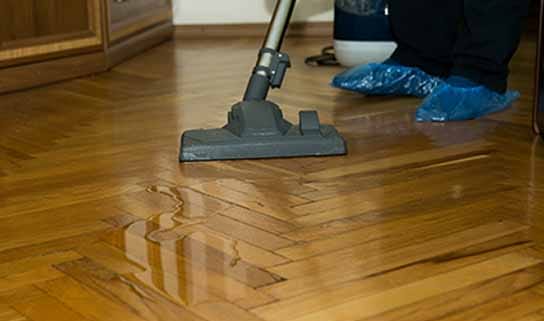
[179,101,347,162]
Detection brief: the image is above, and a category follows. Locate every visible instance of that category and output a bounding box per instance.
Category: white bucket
[334,40,397,67]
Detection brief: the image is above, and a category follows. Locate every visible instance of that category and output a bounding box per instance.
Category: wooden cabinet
[0,0,103,66]
[108,0,172,44]
[0,0,173,94]
[105,0,173,67]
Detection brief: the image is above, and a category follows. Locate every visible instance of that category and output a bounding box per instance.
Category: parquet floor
[1,36,544,321]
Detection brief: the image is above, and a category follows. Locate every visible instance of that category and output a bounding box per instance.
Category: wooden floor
[1,36,544,321]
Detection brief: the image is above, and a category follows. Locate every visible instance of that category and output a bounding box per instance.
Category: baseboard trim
[0,51,106,95]
[107,22,174,68]
[174,22,333,39]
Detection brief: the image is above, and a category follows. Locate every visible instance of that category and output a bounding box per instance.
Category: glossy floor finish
[1,37,544,321]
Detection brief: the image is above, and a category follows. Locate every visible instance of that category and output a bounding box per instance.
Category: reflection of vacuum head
[179,0,347,162]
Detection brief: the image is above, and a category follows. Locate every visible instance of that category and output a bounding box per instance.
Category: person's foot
[415,76,520,122]
[331,58,443,98]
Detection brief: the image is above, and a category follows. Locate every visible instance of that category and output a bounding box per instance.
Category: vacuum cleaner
[179,0,347,162]
[334,0,396,67]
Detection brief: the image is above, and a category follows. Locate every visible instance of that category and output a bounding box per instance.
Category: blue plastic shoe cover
[416,77,520,122]
[331,60,443,98]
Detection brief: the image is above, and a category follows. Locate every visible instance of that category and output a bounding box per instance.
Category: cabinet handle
[114,0,129,3]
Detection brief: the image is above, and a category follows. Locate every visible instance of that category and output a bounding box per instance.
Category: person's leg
[451,0,532,93]
[416,0,531,122]
[389,0,463,77]
[332,0,462,98]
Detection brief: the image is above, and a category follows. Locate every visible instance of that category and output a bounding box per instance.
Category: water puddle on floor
[103,184,265,306]
[143,185,209,243]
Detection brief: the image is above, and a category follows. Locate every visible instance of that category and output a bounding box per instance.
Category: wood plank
[150,224,291,268]
[102,226,284,298]
[435,291,544,321]
[36,277,152,321]
[13,294,91,321]
[76,242,146,275]
[283,191,512,242]
[0,306,26,321]
[292,167,506,226]
[0,286,45,306]
[268,221,527,279]
[0,232,104,265]
[190,179,308,221]
[0,266,64,292]
[191,301,267,321]
[0,251,81,278]
[0,202,117,253]
[262,221,529,298]
[219,206,299,235]
[277,252,542,321]
[253,241,535,321]
[204,214,295,251]
[113,184,230,222]
[306,141,493,180]
[0,180,145,219]
[52,258,208,320]
[277,197,501,260]
[298,155,505,202]
[357,264,544,321]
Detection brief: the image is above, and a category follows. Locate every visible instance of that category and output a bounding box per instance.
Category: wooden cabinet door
[108,0,172,45]
[0,0,103,67]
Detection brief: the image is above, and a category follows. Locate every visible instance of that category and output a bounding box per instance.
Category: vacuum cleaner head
[179,0,347,162]
[180,101,347,162]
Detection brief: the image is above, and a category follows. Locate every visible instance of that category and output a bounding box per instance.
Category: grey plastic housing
[179,101,347,162]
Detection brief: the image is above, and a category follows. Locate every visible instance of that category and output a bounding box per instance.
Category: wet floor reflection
[525,137,544,231]
[142,185,210,243]
[103,185,280,306]
[414,120,499,147]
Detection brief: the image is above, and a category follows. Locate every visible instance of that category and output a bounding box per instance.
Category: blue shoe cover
[416,77,520,122]
[331,60,443,98]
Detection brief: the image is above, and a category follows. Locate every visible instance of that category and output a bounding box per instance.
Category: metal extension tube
[243,0,296,101]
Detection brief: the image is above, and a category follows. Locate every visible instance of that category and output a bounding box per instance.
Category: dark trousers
[388,0,532,92]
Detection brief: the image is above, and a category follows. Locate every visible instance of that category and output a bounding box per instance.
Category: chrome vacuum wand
[244,0,296,101]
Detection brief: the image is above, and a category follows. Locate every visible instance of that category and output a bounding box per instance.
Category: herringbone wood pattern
[1,36,544,321]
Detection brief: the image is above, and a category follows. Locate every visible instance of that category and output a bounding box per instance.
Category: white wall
[173,0,334,25]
